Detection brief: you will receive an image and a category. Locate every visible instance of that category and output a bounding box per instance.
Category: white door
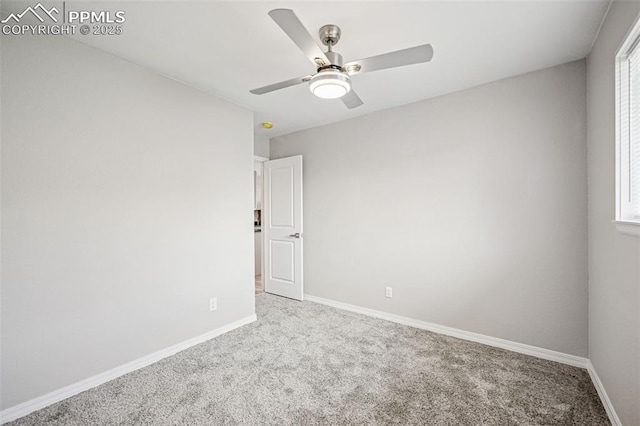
[263,155,303,300]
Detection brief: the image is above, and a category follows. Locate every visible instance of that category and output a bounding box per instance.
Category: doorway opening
[254,156,268,294]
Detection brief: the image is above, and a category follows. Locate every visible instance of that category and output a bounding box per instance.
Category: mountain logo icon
[1,3,59,24]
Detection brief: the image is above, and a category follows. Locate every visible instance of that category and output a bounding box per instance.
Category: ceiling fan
[250,9,434,109]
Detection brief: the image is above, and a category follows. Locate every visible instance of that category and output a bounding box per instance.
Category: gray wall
[587,2,640,424]
[254,135,270,158]
[271,60,588,357]
[1,35,255,409]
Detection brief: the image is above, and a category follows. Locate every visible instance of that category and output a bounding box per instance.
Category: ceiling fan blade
[341,90,364,109]
[268,9,330,68]
[345,44,433,76]
[250,75,312,95]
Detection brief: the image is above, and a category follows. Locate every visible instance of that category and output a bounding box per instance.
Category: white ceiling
[2,1,610,138]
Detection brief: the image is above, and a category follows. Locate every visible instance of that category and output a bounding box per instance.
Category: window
[615,18,640,236]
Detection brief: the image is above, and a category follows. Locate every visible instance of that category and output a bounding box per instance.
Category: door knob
[289,233,301,238]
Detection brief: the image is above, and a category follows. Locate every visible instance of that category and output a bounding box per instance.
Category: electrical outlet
[385,287,393,298]
[209,298,217,312]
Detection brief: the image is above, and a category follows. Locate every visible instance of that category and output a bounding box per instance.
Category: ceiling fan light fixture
[308,70,351,99]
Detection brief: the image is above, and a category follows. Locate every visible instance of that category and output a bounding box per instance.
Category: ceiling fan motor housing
[324,51,344,69]
[311,42,351,99]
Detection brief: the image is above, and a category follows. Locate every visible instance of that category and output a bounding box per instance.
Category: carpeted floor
[9,294,609,425]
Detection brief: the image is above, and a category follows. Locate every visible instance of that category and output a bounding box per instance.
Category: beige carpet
[9,293,609,425]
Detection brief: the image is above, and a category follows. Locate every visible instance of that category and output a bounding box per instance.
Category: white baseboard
[304,294,588,368]
[587,360,622,426]
[0,314,257,424]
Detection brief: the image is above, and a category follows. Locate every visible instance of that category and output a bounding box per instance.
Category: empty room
[1,0,639,425]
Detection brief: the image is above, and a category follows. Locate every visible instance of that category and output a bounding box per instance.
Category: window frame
[615,15,640,237]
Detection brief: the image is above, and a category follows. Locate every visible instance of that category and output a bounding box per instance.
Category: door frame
[254,155,268,289]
